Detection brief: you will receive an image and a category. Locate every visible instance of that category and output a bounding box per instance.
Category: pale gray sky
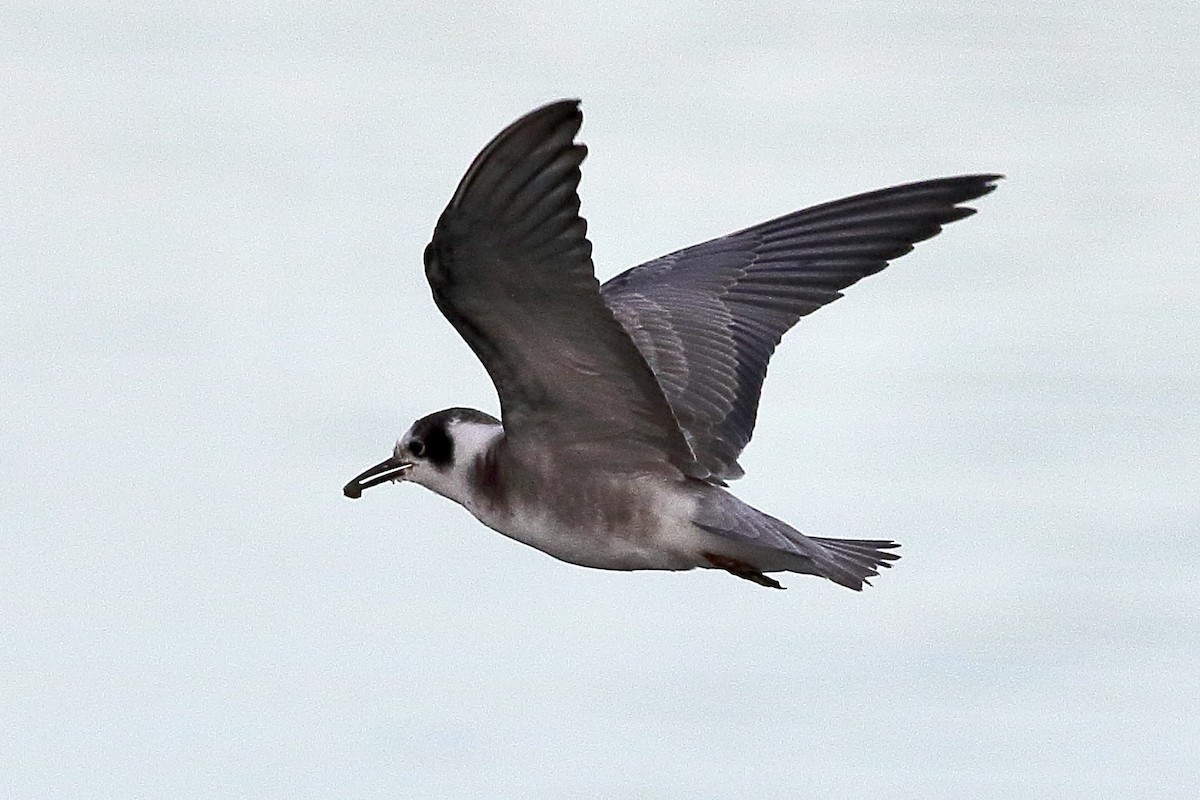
[3,2,1198,798]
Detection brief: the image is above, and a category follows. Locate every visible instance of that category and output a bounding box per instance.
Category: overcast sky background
[3,2,1198,798]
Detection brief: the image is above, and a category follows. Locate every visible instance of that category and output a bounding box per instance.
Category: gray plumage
[692,489,901,589]
[345,99,999,591]
[425,100,709,480]
[602,175,1000,480]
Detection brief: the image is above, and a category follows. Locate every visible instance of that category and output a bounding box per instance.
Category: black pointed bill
[343,456,413,499]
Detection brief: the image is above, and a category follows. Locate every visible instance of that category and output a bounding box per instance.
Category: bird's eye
[409,440,425,458]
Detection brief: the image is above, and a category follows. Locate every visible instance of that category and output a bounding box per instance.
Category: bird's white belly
[467,479,707,571]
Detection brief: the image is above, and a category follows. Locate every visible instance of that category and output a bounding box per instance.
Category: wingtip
[978,173,1004,192]
[922,173,1002,210]
[530,98,583,122]
[446,99,587,214]
[961,173,1004,201]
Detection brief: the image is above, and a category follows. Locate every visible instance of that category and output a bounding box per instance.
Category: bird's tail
[694,491,901,590]
[805,536,901,591]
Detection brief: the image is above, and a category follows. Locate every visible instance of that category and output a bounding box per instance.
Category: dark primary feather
[424,100,707,479]
[602,174,1001,480]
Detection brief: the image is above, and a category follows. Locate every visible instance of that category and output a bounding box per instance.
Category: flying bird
[344,100,998,590]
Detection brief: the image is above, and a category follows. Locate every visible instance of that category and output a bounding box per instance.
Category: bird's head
[343,407,502,504]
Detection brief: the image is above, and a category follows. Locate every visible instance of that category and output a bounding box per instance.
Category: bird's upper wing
[424,100,706,478]
[601,174,1001,480]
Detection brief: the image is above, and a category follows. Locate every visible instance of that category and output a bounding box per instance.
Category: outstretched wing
[602,175,1001,480]
[424,100,706,478]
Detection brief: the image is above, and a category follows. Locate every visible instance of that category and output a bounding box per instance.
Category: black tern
[345,99,998,590]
